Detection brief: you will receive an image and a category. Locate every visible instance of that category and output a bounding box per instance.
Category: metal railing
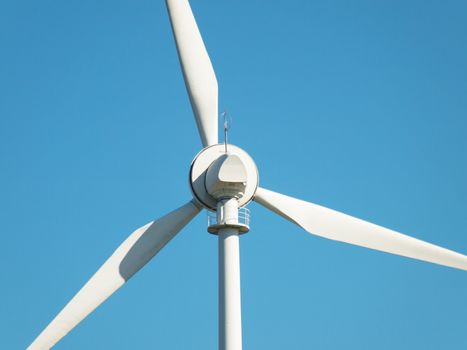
[238,207,250,227]
[207,207,250,227]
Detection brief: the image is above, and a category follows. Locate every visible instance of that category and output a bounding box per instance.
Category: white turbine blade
[166,0,218,147]
[28,200,201,350]
[254,187,467,271]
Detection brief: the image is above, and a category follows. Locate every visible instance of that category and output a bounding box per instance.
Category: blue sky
[1,0,467,349]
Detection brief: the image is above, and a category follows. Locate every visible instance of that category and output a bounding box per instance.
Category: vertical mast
[217,199,243,350]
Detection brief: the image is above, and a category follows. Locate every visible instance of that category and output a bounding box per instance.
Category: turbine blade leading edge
[254,187,467,271]
[166,0,218,147]
[28,200,201,350]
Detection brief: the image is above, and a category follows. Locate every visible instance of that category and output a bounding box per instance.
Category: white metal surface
[218,199,243,350]
[254,187,467,270]
[166,0,218,147]
[190,144,259,210]
[28,201,201,350]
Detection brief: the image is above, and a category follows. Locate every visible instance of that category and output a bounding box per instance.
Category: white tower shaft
[218,199,243,350]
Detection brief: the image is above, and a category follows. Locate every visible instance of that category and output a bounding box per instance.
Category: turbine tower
[28,1,467,349]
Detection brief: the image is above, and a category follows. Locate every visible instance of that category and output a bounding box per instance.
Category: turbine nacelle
[205,153,248,200]
[190,144,259,211]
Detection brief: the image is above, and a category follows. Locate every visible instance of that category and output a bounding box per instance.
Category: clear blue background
[1,0,467,349]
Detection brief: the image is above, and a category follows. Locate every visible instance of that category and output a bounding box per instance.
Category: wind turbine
[28,1,467,349]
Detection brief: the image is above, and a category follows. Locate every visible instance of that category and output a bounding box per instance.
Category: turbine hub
[189,144,259,210]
